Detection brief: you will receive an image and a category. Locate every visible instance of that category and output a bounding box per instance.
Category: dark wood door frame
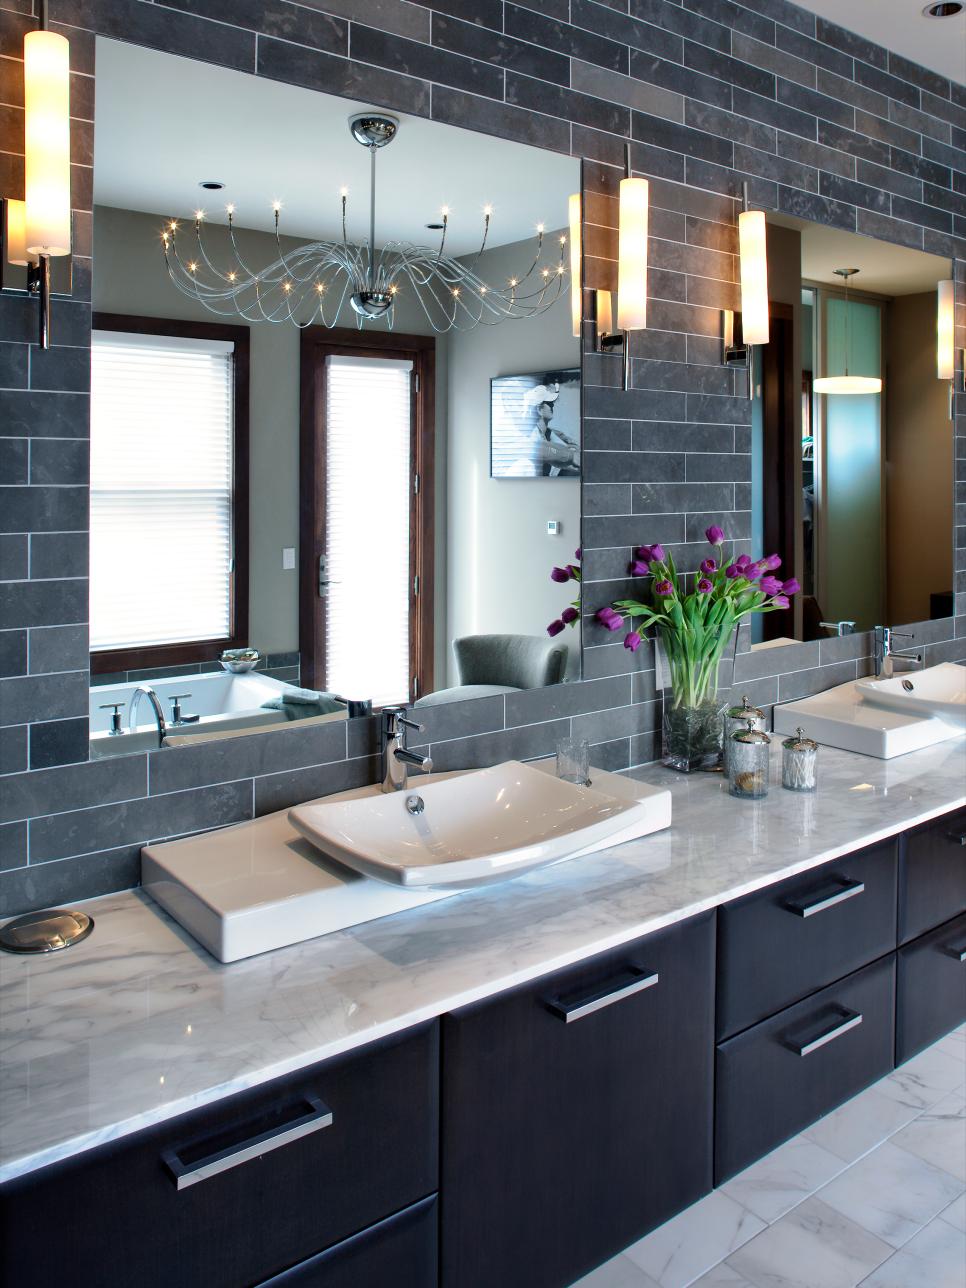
[299,327,436,702]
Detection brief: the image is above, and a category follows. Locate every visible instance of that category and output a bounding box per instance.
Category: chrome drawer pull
[786,879,865,918]
[947,832,966,847]
[163,1094,333,1190]
[944,941,966,963]
[784,1007,863,1058]
[547,967,659,1023]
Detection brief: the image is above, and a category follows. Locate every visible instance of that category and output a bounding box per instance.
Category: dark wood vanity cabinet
[0,1024,439,1288]
[896,911,966,1064]
[439,911,716,1288]
[899,808,966,944]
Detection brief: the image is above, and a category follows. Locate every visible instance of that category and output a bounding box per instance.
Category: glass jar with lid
[723,695,765,776]
[782,727,818,793]
[728,718,770,799]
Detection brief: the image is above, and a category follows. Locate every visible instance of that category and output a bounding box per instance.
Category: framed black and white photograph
[490,368,581,479]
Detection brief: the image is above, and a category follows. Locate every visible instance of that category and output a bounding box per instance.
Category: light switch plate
[282,547,296,570]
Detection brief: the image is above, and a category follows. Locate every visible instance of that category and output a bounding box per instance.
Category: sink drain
[0,908,94,954]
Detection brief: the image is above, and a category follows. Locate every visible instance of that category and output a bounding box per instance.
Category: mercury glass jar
[723,695,766,776]
[782,727,818,793]
[728,718,770,800]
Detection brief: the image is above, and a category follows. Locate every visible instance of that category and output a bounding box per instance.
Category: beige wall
[885,291,954,625]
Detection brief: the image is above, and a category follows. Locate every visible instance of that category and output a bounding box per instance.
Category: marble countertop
[2,738,964,1184]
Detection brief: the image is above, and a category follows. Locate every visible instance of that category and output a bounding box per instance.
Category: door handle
[946,832,966,847]
[943,941,966,963]
[162,1094,333,1190]
[546,966,659,1023]
[783,1006,863,1057]
[785,878,865,918]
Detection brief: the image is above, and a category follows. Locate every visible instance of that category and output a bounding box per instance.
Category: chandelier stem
[368,146,377,292]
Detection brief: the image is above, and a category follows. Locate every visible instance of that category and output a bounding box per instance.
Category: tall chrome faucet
[874,626,923,679]
[381,705,433,792]
[129,685,168,748]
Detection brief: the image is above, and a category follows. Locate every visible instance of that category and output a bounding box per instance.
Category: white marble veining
[1,737,964,1183]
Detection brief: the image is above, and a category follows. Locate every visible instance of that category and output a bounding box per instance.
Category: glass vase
[656,628,730,774]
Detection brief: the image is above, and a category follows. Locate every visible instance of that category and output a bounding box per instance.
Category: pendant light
[813,268,882,395]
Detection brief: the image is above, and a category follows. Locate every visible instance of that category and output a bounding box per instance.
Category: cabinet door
[899,808,966,944]
[717,839,898,1040]
[259,1196,437,1287]
[897,911,966,1064]
[441,912,715,1288]
[715,954,895,1183]
[0,1024,438,1288]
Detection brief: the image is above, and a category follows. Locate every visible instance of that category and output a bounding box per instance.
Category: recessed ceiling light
[425,222,445,230]
[922,2,963,16]
[199,179,225,190]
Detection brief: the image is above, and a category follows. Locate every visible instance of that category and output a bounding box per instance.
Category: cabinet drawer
[259,1196,437,1287]
[897,911,966,1064]
[0,1024,438,1288]
[717,840,898,1040]
[715,954,895,1184]
[441,912,715,1288]
[899,808,966,944]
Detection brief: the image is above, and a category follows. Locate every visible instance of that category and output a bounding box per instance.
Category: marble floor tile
[726,1196,893,1288]
[690,1265,757,1286]
[816,1138,963,1250]
[803,1083,923,1164]
[721,1135,847,1225]
[857,1215,966,1288]
[939,1191,966,1233]
[877,1043,966,1115]
[571,1253,661,1288]
[624,1190,766,1288]
[891,1093,966,1183]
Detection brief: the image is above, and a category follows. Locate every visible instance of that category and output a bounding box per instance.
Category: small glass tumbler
[557,737,591,786]
[782,727,818,792]
[728,719,770,800]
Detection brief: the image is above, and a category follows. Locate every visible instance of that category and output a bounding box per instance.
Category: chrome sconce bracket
[595,303,629,391]
[0,198,73,350]
[722,308,748,368]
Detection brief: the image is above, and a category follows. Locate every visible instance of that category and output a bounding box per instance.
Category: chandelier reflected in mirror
[161,113,572,333]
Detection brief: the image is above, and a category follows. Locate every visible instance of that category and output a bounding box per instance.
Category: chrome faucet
[381,705,433,793]
[874,626,923,679]
[129,685,168,748]
[820,619,857,637]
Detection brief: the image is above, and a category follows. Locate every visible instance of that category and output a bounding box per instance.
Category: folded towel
[261,688,345,720]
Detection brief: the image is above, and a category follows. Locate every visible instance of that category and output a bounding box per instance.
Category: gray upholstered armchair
[416,633,568,707]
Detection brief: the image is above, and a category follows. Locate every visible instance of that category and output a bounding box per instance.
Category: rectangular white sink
[774,679,963,759]
[289,761,671,890]
[143,761,671,962]
[855,663,966,729]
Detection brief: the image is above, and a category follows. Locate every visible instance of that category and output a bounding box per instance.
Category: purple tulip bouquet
[547,549,581,638]
[596,527,799,771]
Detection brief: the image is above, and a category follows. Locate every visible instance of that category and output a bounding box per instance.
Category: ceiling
[92,38,578,255]
[768,212,952,294]
[791,0,965,84]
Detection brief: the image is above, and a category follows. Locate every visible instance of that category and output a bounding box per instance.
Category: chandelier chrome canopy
[161,113,570,332]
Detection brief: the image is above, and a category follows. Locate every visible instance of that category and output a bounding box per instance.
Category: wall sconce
[569,192,581,340]
[0,12,72,349]
[595,146,648,391]
[936,278,964,389]
[722,185,769,389]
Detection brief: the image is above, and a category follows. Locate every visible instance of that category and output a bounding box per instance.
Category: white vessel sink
[774,679,963,759]
[289,760,671,890]
[855,663,966,729]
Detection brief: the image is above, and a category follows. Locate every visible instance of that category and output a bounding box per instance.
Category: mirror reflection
[88,39,580,756]
[749,216,953,645]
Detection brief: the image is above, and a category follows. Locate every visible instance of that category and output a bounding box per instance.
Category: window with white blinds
[324,354,412,707]
[90,330,235,652]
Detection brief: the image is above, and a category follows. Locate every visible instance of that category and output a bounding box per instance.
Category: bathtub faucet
[129,685,168,748]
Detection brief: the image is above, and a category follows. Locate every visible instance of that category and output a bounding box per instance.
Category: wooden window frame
[88,312,251,676]
[299,327,436,704]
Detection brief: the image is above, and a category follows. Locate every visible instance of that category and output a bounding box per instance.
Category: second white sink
[289,760,671,890]
[774,679,963,759]
[855,663,966,728]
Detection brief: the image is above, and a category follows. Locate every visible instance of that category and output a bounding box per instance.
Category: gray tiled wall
[0,0,963,916]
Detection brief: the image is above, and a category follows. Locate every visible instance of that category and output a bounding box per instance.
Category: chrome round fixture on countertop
[161,113,570,333]
[0,907,93,954]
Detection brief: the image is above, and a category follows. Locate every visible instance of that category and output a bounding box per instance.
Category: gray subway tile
[0,844,140,917]
[254,754,377,816]
[425,718,572,773]
[506,675,631,728]
[0,819,27,872]
[0,577,87,629]
[0,724,27,775]
[256,33,430,116]
[0,391,89,439]
[28,717,89,769]
[431,12,569,85]
[1,752,145,825]
[0,629,26,678]
[59,0,257,70]
[28,438,89,486]
[0,485,88,534]
[161,0,347,54]
[777,658,858,702]
[0,535,28,581]
[28,623,88,674]
[431,85,570,153]
[0,669,87,724]
[351,22,504,99]
[0,438,27,485]
[505,3,628,74]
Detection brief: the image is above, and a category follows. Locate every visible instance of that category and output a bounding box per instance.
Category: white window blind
[324,354,412,707]
[90,330,235,652]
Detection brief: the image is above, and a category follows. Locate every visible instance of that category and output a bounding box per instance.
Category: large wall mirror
[87,38,581,757]
[746,214,954,647]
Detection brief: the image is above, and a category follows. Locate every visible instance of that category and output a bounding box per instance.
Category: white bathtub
[89,670,295,756]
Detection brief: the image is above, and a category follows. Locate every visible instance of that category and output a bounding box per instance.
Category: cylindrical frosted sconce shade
[4,198,32,266]
[569,192,581,339]
[24,30,71,257]
[597,289,613,335]
[617,176,648,331]
[738,208,768,345]
[937,279,955,380]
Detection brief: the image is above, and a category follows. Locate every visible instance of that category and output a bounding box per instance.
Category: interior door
[299,329,435,705]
